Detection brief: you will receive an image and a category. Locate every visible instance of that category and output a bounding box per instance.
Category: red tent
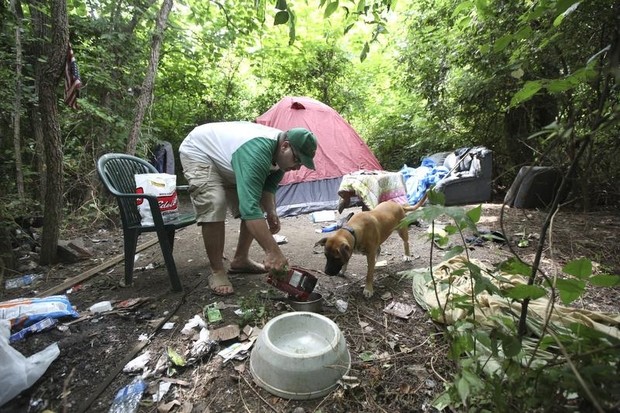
[256,96,383,216]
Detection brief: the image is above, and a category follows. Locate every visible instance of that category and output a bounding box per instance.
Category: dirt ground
[2,201,619,413]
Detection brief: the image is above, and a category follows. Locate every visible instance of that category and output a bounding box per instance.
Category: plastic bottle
[320,223,340,232]
[4,273,44,290]
[108,377,147,413]
[89,301,113,313]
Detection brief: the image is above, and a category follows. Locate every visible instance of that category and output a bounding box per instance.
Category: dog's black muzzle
[324,259,344,276]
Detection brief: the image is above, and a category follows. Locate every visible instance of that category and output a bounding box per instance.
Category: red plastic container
[267,266,318,301]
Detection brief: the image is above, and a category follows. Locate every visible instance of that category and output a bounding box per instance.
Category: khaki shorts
[180,153,240,222]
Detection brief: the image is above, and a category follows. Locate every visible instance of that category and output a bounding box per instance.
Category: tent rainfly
[256,96,383,217]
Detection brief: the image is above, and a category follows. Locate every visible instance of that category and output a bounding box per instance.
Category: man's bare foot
[228,258,267,274]
[209,271,234,295]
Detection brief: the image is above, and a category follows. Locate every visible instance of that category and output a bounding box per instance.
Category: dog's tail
[402,192,428,212]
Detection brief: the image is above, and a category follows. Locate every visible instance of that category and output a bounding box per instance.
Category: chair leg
[123,229,139,287]
[156,227,183,292]
[167,229,175,251]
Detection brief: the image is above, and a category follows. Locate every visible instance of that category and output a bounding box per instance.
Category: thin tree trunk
[11,0,25,200]
[32,104,46,203]
[125,0,174,155]
[28,0,69,265]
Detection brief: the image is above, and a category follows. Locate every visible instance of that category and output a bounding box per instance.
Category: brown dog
[316,196,427,298]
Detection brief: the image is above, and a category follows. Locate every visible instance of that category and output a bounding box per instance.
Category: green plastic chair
[97,153,196,291]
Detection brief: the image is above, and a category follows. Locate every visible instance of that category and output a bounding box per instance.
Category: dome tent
[256,96,383,217]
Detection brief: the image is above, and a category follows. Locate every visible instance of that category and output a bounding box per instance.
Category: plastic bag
[135,173,179,226]
[0,295,79,330]
[108,377,146,413]
[0,319,60,407]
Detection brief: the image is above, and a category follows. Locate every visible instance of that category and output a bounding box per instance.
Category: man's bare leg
[229,220,266,273]
[201,221,233,295]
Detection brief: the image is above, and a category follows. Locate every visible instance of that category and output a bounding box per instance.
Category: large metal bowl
[250,312,350,400]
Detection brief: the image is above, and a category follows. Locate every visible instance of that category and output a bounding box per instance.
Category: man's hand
[266,212,280,234]
[261,191,279,234]
[264,250,288,276]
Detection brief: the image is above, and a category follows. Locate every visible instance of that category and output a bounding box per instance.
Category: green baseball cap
[287,128,317,170]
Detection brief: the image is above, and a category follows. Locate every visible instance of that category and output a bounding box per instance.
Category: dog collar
[341,225,357,248]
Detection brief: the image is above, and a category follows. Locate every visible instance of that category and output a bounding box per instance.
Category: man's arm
[261,191,280,234]
[244,218,287,272]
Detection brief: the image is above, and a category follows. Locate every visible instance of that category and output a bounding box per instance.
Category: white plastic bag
[0,319,60,407]
[135,173,179,226]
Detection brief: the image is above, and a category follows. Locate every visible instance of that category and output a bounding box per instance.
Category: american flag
[64,43,82,110]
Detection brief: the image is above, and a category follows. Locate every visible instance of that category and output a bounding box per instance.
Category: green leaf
[452,1,473,18]
[546,78,574,93]
[493,34,513,52]
[432,391,452,410]
[359,351,374,361]
[443,245,465,261]
[167,347,186,366]
[274,10,289,25]
[457,376,470,403]
[462,368,483,388]
[510,80,543,107]
[517,239,529,247]
[428,189,445,205]
[505,284,547,300]
[324,1,339,18]
[466,205,481,224]
[555,0,581,15]
[360,41,369,62]
[275,0,287,10]
[514,26,533,40]
[569,322,615,341]
[356,0,366,14]
[563,258,592,279]
[589,274,620,287]
[555,278,586,304]
[287,10,296,45]
[499,258,532,277]
[501,334,521,357]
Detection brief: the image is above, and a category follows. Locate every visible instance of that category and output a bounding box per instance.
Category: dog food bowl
[288,292,323,313]
[250,312,350,400]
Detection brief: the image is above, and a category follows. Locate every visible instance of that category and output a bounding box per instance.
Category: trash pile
[0,292,262,412]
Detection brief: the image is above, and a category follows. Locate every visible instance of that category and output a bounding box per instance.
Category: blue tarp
[400,157,449,204]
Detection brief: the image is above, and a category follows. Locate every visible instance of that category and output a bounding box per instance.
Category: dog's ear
[339,243,352,260]
[315,237,328,247]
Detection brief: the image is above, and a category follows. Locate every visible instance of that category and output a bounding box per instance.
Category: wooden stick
[36,237,159,298]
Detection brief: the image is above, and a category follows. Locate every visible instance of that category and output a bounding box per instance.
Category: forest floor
[1,200,619,413]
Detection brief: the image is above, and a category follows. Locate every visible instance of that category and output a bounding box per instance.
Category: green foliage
[404,196,620,411]
[237,292,272,327]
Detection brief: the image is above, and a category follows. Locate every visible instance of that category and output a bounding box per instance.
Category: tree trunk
[27,0,68,265]
[11,0,25,200]
[32,104,46,203]
[125,0,174,155]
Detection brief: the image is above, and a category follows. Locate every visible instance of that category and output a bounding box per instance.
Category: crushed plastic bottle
[4,273,44,290]
[335,299,348,313]
[108,377,146,413]
[89,301,113,314]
